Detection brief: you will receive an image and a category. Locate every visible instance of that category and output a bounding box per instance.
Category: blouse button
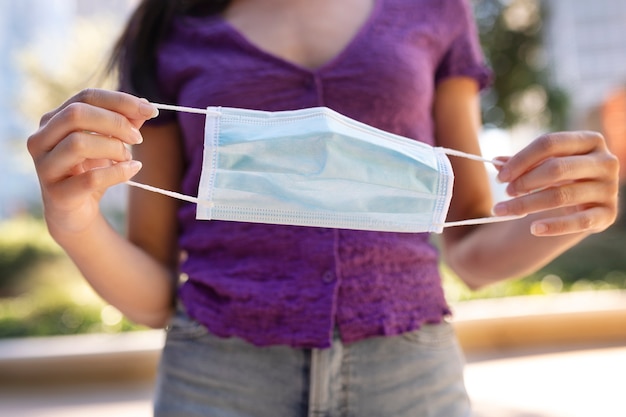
[322,271,335,283]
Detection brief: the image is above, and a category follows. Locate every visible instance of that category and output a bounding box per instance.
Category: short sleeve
[435,0,492,90]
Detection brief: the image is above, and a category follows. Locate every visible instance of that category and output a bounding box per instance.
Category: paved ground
[0,381,153,417]
[1,342,624,417]
[466,342,626,417]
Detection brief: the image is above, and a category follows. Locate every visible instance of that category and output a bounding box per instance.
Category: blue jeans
[154,307,470,417]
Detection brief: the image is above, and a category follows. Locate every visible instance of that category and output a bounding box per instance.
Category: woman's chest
[221,0,376,70]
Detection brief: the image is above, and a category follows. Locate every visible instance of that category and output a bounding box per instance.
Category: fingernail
[497,167,510,183]
[531,223,548,236]
[130,127,143,144]
[492,202,509,216]
[124,147,132,160]
[128,160,142,174]
[505,184,517,197]
[139,99,159,119]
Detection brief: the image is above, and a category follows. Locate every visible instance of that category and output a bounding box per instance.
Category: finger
[74,158,117,173]
[493,181,614,217]
[37,132,132,183]
[493,156,511,164]
[505,155,609,197]
[47,160,143,203]
[530,206,614,236]
[41,88,158,127]
[492,156,510,173]
[28,102,144,157]
[496,131,607,183]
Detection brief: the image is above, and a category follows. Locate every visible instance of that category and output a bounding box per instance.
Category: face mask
[127,104,521,233]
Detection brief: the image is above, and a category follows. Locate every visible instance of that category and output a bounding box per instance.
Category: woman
[27,0,619,415]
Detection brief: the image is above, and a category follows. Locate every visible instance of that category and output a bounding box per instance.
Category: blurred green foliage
[0,217,60,297]
[0,217,145,338]
[474,0,569,130]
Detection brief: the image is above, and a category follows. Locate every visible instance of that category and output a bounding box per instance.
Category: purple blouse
[148,0,490,348]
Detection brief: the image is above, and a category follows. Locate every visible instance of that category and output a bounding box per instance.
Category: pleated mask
[127,104,521,233]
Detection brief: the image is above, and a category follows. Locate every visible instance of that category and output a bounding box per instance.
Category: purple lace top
[147,0,490,348]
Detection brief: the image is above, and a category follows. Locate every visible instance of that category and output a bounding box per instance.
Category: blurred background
[0,0,625,416]
[0,0,142,340]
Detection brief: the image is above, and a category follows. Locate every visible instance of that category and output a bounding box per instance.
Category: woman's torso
[151,0,489,348]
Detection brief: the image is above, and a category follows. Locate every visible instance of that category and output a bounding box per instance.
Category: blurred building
[544,0,626,130]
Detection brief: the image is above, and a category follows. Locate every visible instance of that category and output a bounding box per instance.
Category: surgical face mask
[127,104,521,233]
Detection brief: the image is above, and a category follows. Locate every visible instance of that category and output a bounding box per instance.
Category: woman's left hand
[492,131,620,236]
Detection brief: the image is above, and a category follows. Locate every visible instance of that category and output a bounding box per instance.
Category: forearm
[444,211,588,289]
[50,213,177,328]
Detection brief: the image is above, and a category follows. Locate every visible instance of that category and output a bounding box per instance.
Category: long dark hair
[109,0,231,101]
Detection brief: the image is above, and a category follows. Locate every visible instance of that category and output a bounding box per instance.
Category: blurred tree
[474,0,569,130]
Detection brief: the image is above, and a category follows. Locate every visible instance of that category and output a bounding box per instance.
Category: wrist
[45,211,109,250]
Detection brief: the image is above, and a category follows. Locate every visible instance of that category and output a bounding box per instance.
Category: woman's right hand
[27,89,158,238]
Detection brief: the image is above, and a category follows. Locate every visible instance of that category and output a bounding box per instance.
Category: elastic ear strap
[441,214,525,228]
[128,103,217,205]
[125,180,214,207]
[151,103,220,115]
[438,146,505,166]
[436,148,519,227]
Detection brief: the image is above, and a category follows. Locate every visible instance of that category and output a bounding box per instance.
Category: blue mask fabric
[126,104,523,233]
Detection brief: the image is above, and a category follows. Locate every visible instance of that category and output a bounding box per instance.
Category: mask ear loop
[150,103,220,115]
[437,147,525,228]
[125,103,218,206]
[438,146,505,167]
[441,214,525,228]
[125,180,214,207]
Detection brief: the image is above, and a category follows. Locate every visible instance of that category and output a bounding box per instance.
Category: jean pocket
[165,306,208,340]
[400,322,457,350]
